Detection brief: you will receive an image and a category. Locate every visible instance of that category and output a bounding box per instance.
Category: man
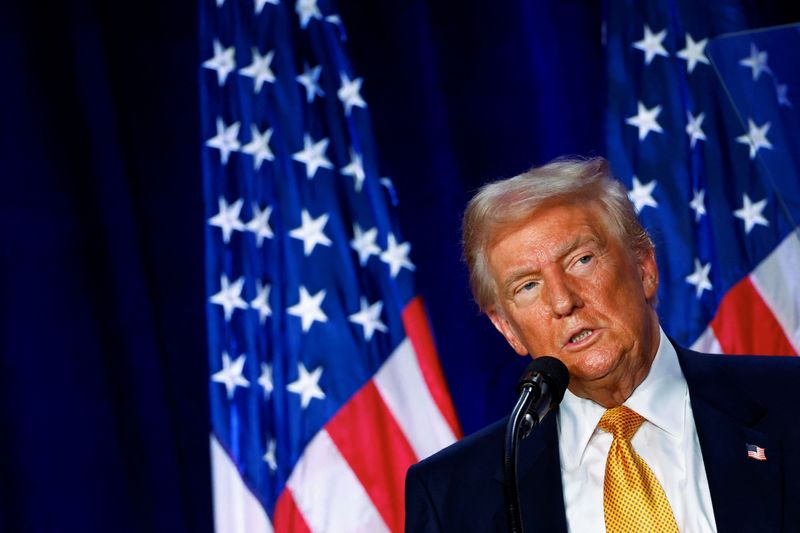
[405,157,800,532]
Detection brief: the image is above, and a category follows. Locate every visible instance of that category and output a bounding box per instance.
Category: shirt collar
[557,327,687,470]
[624,327,686,439]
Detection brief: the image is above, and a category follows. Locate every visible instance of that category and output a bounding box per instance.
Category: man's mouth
[569,329,594,344]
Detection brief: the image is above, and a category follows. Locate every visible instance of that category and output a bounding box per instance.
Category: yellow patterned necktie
[598,406,679,533]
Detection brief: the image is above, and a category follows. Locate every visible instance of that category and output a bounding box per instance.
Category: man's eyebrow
[499,234,600,295]
[554,235,589,258]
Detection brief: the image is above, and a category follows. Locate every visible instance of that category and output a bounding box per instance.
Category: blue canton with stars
[604,2,800,346]
[200,0,418,514]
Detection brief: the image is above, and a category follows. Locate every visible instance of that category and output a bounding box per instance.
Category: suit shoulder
[678,346,800,409]
[410,417,507,478]
[679,346,800,381]
[406,418,510,532]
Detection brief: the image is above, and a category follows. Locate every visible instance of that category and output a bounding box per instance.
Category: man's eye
[513,280,539,305]
[578,255,592,265]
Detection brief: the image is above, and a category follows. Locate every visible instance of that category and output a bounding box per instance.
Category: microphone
[504,357,570,533]
[515,357,570,440]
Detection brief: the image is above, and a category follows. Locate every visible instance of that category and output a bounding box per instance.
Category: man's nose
[543,269,583,317]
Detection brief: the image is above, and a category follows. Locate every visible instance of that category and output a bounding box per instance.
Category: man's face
[485,201,660,407]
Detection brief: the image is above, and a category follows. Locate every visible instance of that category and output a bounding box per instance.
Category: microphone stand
[503,356,569,533]
[503,384,538,533]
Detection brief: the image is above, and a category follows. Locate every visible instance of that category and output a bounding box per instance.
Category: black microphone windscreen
[524,356,570,404]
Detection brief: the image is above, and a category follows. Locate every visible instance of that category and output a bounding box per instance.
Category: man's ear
[639,246,659,301]
[487,306,528,356]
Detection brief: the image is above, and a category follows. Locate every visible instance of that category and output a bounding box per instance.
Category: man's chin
[566,354,620,386]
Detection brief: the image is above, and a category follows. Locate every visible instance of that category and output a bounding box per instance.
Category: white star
[205,118,241,165]
[685,110,707,149]
[736,118,772,159]
[348,297,388,341]
[292,134,333,179]
[685,258,713,299]
[380,233,416,278]
[211,352,250,399]
[676,34,709,73]
[341,148,366,191]
[690,189,706,222]
[350,224,381,266]
[628,176,658,213]
[263,438,277,472]
[255,0,278,15]
[632,25,669,65]
[245,203,274,247]
[289,209,332,256]
[239,48,275,93]
[241,125,274,170]
[250,280,272,324]
[287,286,328,332]
[296,64,325,103]
[208,197,245,243]
[203,40,236,86]
[776,84,792,107]
[337,74,367,116]
[287,362,325,408]
[295,0,322,29]
[734,194,769,234]
[209,274,248,321]
[258,362,273,399]
[626,101,663,141]
[739,43,771,81]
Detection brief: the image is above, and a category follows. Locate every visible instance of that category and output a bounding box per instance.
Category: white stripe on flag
[373,337,458,461]
[748,231,800,353]
[286,429,391,533]
[210,434,274,533]
[691,326,723,354]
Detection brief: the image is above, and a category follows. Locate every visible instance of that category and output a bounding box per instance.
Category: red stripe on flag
[326,380,416,533]
[274,489,313,533]
[401,297,462,439]
[711,276,797,356]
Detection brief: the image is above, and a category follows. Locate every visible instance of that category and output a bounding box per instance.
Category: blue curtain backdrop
[1,1,796,530]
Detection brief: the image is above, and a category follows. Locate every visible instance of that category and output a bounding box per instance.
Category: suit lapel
[678,347,783,532]
[492,411,568,533]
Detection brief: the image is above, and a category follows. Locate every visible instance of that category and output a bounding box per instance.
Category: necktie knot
[598,405,644,441]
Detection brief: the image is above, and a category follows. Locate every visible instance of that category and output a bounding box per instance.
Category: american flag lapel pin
[746,443,767,461]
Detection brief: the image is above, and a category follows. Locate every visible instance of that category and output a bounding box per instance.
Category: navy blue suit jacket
[405,346,800,532]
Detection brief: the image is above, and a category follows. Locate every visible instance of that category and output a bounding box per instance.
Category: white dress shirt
[557,328,717,532]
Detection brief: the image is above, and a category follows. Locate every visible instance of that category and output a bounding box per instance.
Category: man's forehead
[488,200,608,250]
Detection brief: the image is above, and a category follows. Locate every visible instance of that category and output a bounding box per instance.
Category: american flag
[746,443,767,461]
[199,0,461,531]
[605,4,800,356]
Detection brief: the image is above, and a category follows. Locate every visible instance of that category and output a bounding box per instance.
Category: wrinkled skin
[486,201,660,407]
